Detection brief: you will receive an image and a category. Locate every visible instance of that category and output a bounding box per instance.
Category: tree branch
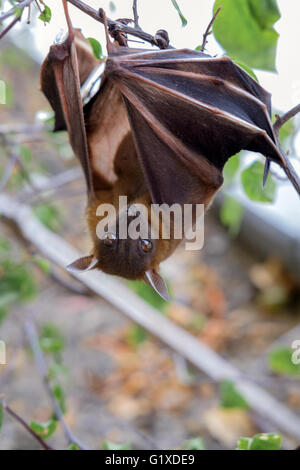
[0,0,34,23]
[272,104,300,196]
[201,6,222,52]
[67,0,170,48]
[132,0,140,29]
[24,318,90,450]
[1,400,54,450]
[273,104,300,138]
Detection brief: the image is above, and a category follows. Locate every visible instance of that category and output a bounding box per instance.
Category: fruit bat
[41,1,299,301]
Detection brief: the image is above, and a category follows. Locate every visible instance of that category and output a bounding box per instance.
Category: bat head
[66,204,170,302]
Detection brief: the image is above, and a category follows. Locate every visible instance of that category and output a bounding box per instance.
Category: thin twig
[0,14,21,39]
[0,0,33,23]
[201,6,222,52]
[67,0,171,48]
[24,318,90,450]
[1,400,54,450]
[272,104,300,196]
[273,104,300,138]
[132,0,140,29]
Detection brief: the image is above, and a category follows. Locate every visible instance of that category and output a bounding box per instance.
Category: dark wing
[106,48,286,205]
[40,3,96,194]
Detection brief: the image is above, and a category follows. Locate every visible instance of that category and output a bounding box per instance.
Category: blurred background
[0,0,300,450]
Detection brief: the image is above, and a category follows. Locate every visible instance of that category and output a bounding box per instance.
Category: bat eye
[140,239,153,253]
[103,233,117,247]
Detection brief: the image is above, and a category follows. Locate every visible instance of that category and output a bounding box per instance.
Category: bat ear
[66,255,98,273]
[143,269,170,302]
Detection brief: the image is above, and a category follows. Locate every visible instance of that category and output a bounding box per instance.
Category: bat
[41,1,298,301]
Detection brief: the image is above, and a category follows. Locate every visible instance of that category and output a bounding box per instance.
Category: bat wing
[107,48,286,205]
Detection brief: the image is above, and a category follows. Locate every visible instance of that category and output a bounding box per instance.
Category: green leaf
[30,419,57,440]
[67,443,80,450]
[34,204,62,232]
[32,256,51,275]
[0,238,11,253]
[213,0,280,71]
[18,145,32,164]
[241,161,276,202]
[127,280,170,313]
[52,383,66,415]
[220,380,249,409]
[0,261,36,302]
[170,0,187,27]
[237,437,252,450]
[268,347,300,376]
[39,5,52,23]
[238,433,282,450]
[223,153,240,185]
[102,441,132,450]
[181,437,205,450]
[40,324,65,355]
[109,1,116,12]
[126,324,148,348]
[87,38,103,60]
[232,59,259,81]
[0,307,7,325]
[220,196,244,237]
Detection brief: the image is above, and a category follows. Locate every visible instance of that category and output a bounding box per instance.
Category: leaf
[220,380,249,409]
[18,145,32,164]
[126,324,148,348]
[40,324,65,355]
[237,433,282,450]
[0,307,7,325]
[67,443,80,450]
[109,1,116,12]
[87,38,103,60]
[213,0,280,71]
[0,261,36,302]
[268,347,300,376]
[30,420,57,440]
[127,280,169,313]
[32,256,51,275]
[52,383,66,415]
[223,153,240,185]
[241,161,276,202]
[232,59,259,81]
[170,0,187,27]
[181,437,205,450]
[102,441,132,450]
[34,204,62,232]
[39,5,52,23]
[220,196,244,237]
[0,238,11,253]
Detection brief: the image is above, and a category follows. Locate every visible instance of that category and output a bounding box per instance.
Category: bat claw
[263,159,271,188]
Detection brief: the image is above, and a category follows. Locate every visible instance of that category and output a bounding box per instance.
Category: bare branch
[24,318,90,450]
[273,104,300,138]
[1,400,54,450]
[132,0,140,29]
[67,0,171,48]
[0,0,34,23]
[201,6,222,52]
[272,104,300,196]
